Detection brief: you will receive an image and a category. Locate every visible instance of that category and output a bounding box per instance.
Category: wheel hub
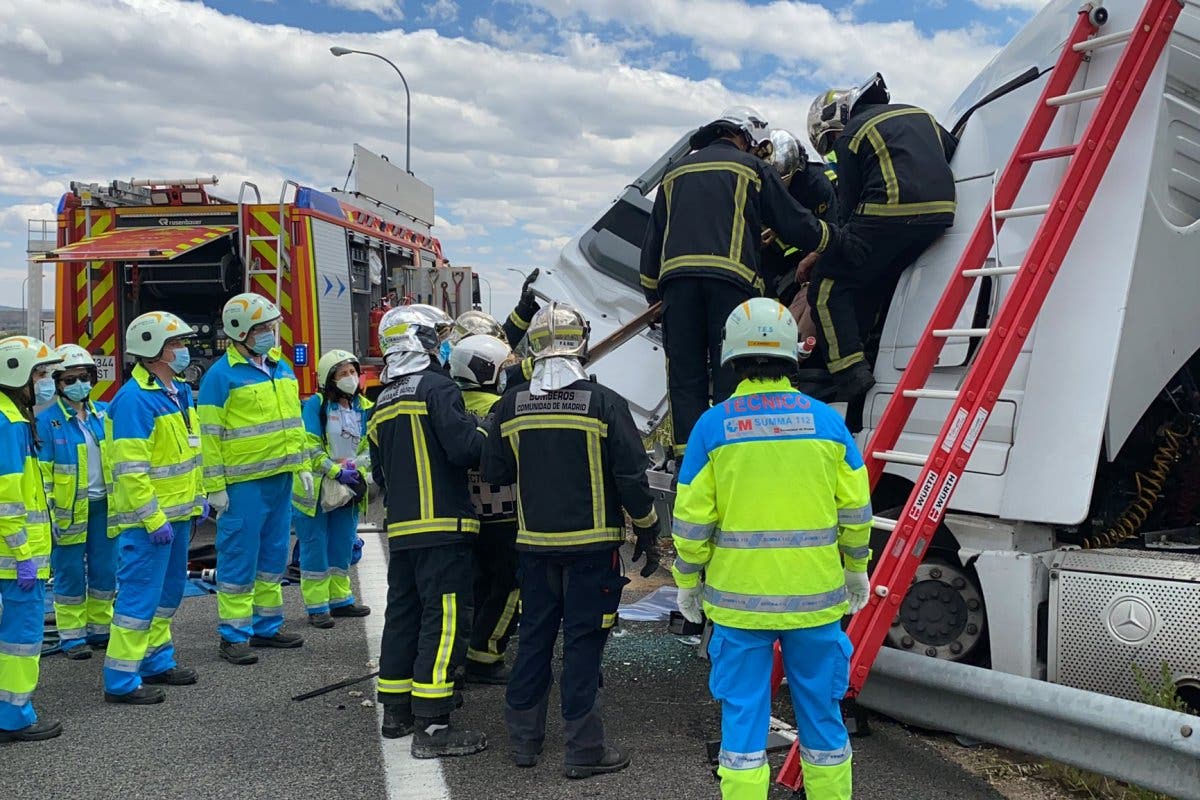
[886,561,985,661]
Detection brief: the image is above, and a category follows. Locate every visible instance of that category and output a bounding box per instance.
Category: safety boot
[62,645,92,661]
[563,745,631,779]
[410,718,487,759]
[0,719,63,743]
[307,613,335,629]
[330,603,371,618]
[249,631,304,648]
[381,705,414,739]
[465,661,511,685]
[218,640,259,665]
[143,667,198,686]
[104,685,166,705]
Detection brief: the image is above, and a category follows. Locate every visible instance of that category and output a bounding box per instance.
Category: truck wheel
[885,555,986,663]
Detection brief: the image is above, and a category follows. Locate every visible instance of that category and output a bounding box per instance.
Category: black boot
[104,685,166,705]
[410,718,487,759]
[249,631,304,648]
[465,661,510,685]
[143,667,198,686]
[62,645,92,661]
[563,745,631,779]
[382,706,414,739]
[0,719,63,743]
[330,603,371,618]
[308,613,335,629]
[218,640,259,665]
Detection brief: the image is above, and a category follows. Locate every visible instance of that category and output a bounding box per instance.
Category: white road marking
[358,526,451,800]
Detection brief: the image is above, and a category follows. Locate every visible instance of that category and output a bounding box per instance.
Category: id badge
[187,434,201,449]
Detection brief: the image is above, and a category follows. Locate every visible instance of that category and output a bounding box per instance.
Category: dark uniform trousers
[808,219,947,374]
[505,548,629,765]
[662,277,757,457]
[379,541,474,719]
[467,520,520,669]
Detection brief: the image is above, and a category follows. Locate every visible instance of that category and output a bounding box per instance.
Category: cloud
[0,23,63,65]
[972,0,1047,9]
[324,0,405,20]
[424,0,458,22]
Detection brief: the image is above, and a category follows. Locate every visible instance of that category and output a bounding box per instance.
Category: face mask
[438,341,452,366]
[63,381,92,402]
[336,376,360,396]
[168,347,191,375]
[34,377,56,405]
[249,331,275,356]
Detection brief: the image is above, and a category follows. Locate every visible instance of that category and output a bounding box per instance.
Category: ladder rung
[962,265,1020,277]
[902,388,960,400]
[1047,85,1106,107]
[995,203,1050,219]
[1018,145,1078,164]
[871,516,897,532]
[932,328,990,338]
[247,268,279,275]
[1072,28,1133,52]
[246,235,279,242]
[872,450,928,467]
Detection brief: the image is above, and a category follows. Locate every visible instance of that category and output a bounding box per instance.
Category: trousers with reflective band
[51,498,117,651]
[709,622,852,800]
[106,365,204,535]
[36,397,113,546]
[198,346,306,494]
[0,395,52,580]
[672,378,871,630]
[295,503,359,615]
[0,578,45,730]
[467,520,519,666]
[216,472,292,643]
[103,521,189,696]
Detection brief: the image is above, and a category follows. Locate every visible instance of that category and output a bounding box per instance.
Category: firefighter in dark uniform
[640,105,865,465]
[481,302,663,779]
[806,73,958,401]
[368,304,487,758]
[447,333,522,685]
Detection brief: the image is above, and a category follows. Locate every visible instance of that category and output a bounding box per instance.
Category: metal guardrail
[859,648,1200,800]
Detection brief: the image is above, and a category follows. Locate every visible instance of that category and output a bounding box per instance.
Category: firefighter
[35,344,116,660]
[806,73,958,401]
[104,313,206,704]
[368,304,487,758]
[672,298,872,800]
[292,349,372,629]
[480,302,663,778]
[199,293,311,666]
[0,336,62,742]
[448,333,521,684]
[640,106,865,466]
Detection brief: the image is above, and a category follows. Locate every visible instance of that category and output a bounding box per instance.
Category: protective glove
[676,583,704,624]
[208,489,229,516]
[299,470,315,497]
[199,497,211,521]
[836,227,871,268]
[631,519,663,578]
[15,559,37,591]
[336,467,361,487]
[520,267,540,302]
[149,522,174,546]
[845,570,870,614]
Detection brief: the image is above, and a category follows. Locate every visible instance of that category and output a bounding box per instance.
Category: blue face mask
[63,381,92,402]
[168,347,191,375]
[250,331,275,356]
[34,377,56,405]
[438,341,452,366]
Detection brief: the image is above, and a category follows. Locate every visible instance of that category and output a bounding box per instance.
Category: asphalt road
[4,536,1005,800]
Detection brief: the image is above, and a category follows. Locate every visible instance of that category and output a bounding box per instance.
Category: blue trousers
[708,622,853,800]
[294,504,359,615]
[51,498,117,650]
[0,578,45,731]
[103,521,190,695]
[216,473,292,643]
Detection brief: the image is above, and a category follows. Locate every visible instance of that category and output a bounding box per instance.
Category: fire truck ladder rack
[776,0,1184,790]
[238,179,297,305]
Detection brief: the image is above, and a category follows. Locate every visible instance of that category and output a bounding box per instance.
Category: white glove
[677,583,704,624]
[208,490,229,516]
[299,470,314,497]
[845,570,870,615]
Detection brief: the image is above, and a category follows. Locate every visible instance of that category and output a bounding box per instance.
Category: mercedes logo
[1107,596,1156,644]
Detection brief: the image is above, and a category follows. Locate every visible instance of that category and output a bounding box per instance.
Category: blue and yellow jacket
[0,393,52,579]
[672,377,872,630]
[292,392,373,517]
[36,397,113,545]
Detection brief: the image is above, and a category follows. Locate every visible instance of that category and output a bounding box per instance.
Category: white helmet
[317,349,359,387]
[378,304,452,357]
[808,73,890,156]
[449,335,511,389]
[0,336,62,389]
[450,310,506,345]
[760,129,806,180]
[222,292,282,343]
[125,311,196,359]
[527,302,589,361]
[690,105,770,150]
[53,343,97,375]
[720,298,799,366]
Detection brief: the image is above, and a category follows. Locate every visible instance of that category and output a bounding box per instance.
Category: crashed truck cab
[536,0,1200,711]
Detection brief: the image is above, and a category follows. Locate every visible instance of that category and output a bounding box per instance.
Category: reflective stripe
[816,277,840,363]
[329,567,348,577]
[840,544,871,560]
[847,107,927,152]
[54,593,85,605]
[112,460,152,477]
[3,531,27,549]
[52,463,77,476]
[0,641,42,657]
[672,519,715,542]
[715,528,838,549]
[508,310,530,332]
[728,171,749,262]
[0,556,48,570]
[703,585,847,614]
[377,677,412,693]
[500,414,607,438]
[256,571,284,584]
[467,647,504,664]
[601,612,617,629]
[254,604,284,617]
[386,518,480,537]
[837,505,873,525]
[586,427,605,531]
[57,627,87,640]
[204,465,225,479]
[858,200,956,217]
[88,588,115,602]
[200,424,224,437]
[630,508,658,528]
[516,527,622,548]
[154,605,179,619]
[112,613,152,631]
[161,498,200,520]
[301,570,328,581]
[411,684,455,700]
[113,499,160,526]
[639,274,658,290]
[104,656,142,673]
[660,254,758,286]
[218,581,255,594]
[719,749,768,770]
[866,127,899,204]
[86,623,110,635]
[816,220,830,254]
[0,689,34,705]
[0,502,25,516]
[25,510,49,524]
[224,453,303,478]
[673,557,703,575]
[432,593,457,688]
[222,617,252,629]
[800,741,852,767]
[148,457,201,479]
[410,416,434,520]
[664,160,761,189]
[488,589,520,657]
[220,417,304,441]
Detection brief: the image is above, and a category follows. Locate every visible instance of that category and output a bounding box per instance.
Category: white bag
[320,475,356,512]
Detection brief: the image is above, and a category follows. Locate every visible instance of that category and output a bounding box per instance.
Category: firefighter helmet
[0,336,62,389]
[125,311,196,360]
[52,344,97,375]
[317,349,359,387]
[808,73,890,156]
[378,304,453,357]
[690,105,771,151]
[527,302,589,361]
[450,310,506,345]
[449,334,511,389]
[222,293,282,343]
[762,129,806,180]
[720,298,799,366]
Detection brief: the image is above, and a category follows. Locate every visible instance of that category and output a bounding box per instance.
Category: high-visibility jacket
[198,345,306,493]
[0,393,52,579]
[106,365,205,533]
[462,388,517,525]
[292,393,373,517]
[480,377,658,552]
[36,397,113,545]
[672,377,872,630]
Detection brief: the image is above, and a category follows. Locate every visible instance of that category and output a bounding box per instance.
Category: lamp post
[477,275,493,314]
[330,46,413,175]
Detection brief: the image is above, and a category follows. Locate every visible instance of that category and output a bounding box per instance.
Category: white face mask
[336,376,360,396]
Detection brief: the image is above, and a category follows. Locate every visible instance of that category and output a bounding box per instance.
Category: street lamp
[330,46,413,175]
[477,275,493,314]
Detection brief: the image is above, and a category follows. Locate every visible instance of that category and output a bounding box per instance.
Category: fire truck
[37,145,474,399]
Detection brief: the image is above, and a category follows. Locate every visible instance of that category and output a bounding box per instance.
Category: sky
[0,0,1046,319]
